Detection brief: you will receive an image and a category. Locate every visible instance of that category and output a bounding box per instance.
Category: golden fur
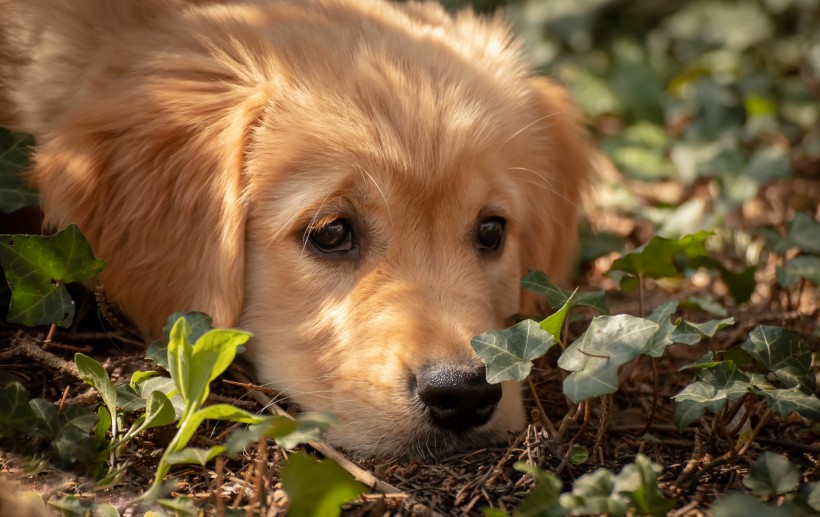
[0,0,590,457]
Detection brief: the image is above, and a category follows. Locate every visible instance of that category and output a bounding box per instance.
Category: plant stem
[527,376,557,437]
[638,357,659,436]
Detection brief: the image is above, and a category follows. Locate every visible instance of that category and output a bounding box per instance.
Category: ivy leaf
[759,387,820,420]
[276,413,336,450]
[0,225,105,327]
[672,361,752,430]
[743,452,801,497]
[280,452,366,517]
[0,129,38,214]
[0,382,36,440]
[671,317,735,345]
[620,455,677,517]
[680,295,728,317]
[645,301,679,357]
[741,326,815,394]
[558,315,659,403]
[776,256,820,287]
[162,311,213,343]
[29,400,98,470]
[514,463,566,517]
[539,288,577,343]
[471,320,555,383]
[610,232,712,287]
[712,493,793,517]
[786,212,820,254]
[521,270,609,314]
[559,469,630,517]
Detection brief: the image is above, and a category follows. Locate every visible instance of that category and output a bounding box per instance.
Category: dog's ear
[518,77,592,313]
[29,48,266,336]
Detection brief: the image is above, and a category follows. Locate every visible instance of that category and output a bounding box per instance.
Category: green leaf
[167,318,193,409]
[122,389,177,440]
[145,341,169,371]
[30,400,98,470]
[559,468,629,517]
[94,406,112,450]
[276,413,336,450]
[539,288,577,343]
[0,382,35,439]
[712,493,793,517]
[759,387,820,420]
[741,325,815,394]
[0,225,105,327]
[786,213,820,254]
[670,317,735,345]
[610,232,712,283]
[621,455,676,517]
[91,502,120,517]
[0,129,38,213]
[471,320,555,383]
[164,446,226,466]
[673,361,752,430]
[280,452,366,517]
[743,452,802,497]
[75,354,118,418]
[680,295,728,317]
[514,463,566,517]
[225,417,299,456]
[162,311,213,343]
[569,445,589,465]
[521,270,609,314]
[558,315,659,403]
[644,301,679,357]
[185,327,252,416]
[600,121,676,180]
[130,370,159,390]
[777,256,820,287]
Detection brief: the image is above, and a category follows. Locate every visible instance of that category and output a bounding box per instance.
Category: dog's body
[1,0,590,457]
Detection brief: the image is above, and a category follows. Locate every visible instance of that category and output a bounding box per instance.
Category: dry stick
[679,410,773,487]
[255,435,268,514]
[215,456,226,517]
[44,323,57,343]
[0,334,82,380]
[230,372,445,517]
[638,357,659,437]
[57,385,71,416]
[555,400,592,475]
[526,377,557,437]
[555,403,581,442]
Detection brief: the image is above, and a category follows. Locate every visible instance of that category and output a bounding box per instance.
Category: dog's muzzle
[413,364,502,433]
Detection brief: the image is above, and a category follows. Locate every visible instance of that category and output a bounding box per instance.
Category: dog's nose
[415,365,502,433]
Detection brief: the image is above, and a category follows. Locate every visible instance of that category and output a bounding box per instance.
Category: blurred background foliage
[442,0,819,240]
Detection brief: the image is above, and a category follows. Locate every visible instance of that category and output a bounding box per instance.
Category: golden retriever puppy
[0,0,590,457]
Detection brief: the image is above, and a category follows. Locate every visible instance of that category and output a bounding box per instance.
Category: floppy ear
[518,77,593,313]
[28,42,266,336]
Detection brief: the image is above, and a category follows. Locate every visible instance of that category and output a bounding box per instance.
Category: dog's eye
[308,218,354,253]
[476,217,505,252]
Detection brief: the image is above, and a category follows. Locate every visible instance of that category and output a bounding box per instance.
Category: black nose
[414,364,502,433]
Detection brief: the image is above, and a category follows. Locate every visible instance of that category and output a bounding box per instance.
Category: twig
[679,410,772,487]
[638,357,659,436]
[0,334,81,380]
[44,324,57,343]
[527,377,557,437]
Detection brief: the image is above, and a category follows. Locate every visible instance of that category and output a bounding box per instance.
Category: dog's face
[18,0,590,458]
[235,26,589,455]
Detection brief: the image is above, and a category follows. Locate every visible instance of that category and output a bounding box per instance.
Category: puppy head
[28,1,590,458]
[238,5,591,457]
